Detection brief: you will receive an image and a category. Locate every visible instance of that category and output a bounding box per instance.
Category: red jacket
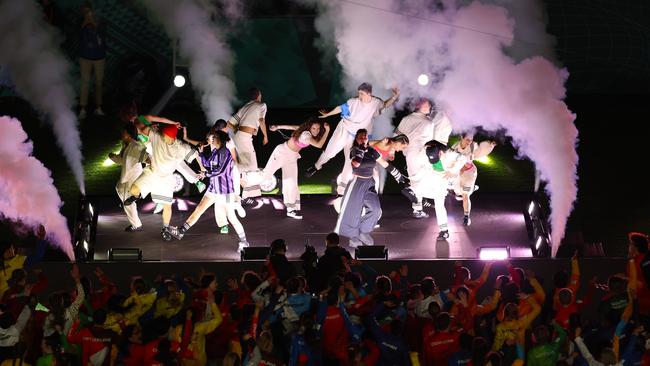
[121,343,146,366]
[67,321,117,366]
[321,306,350,363]
[1,272,48,320]
[422,331,460,366]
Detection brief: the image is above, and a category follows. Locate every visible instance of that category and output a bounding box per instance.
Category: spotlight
[417,74,429,86]
[475,156,492,165]
[73,196,98,262]
[102,158,115,167]
[477,246,510,260]
[173,75,186,88]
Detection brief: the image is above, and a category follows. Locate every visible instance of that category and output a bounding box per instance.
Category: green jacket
[527,323,567,366]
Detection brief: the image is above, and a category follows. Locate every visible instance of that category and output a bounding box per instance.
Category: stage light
[173,75,186,88]
[528,201,536,216]
[108,248,142,261]
[102,158,115,167]
[475,156,492,165]
[417,74,429,86]
[477,246,510,260]
[74,196,98,262]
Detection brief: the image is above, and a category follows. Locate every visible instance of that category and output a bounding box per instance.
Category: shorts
[133,168,174,204]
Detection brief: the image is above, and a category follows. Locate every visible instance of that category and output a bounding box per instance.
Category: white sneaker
[94,107,105,116]
[78,108,87,120]
[238,240,250,252]
[287,210,303,219]
[412,210,429,219]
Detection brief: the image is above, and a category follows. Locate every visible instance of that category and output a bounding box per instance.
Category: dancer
[450,132,496,226]
[395,99,453,218]
[182,120,245,234]
[249,118,332,219]
[110,124,148,232]
[305,83,400,196]
[228,87,269,202]
[122,124,200,241]
[334,129,409,247]
[331,135,410,213]
[419,140,467,241]
[168,130,249,251]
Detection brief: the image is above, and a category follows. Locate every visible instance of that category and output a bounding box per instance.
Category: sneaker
[123,195,139,206]
[161,227,173,241]
[153,203,163,214]
[333,196,342,213]
[195,181,207,193]
[166,226,184,240]
[304,165,318,178]
[412,210,429,219]
[463,215,471,226]
[374,223,381,229]
[78,108,87,120]
[473,185,479,192]
[220,225,230,234]
[359,233,374,246]
[241,197,256,206]
[124,225,143,232]
[94,107,105,116]
[436,230,450,241]
[455,194,463,201]
[287,210,303,219]
[348,237,363,248]
[238,240,250,252]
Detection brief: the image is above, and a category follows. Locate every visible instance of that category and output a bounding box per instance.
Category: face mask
[137,134,149,144]
[432,160,444,172]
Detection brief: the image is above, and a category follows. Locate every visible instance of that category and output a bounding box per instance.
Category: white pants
[233,131,261,198]
[116,181,141,228]
[404,146,429,211]
[206,193,244,234]
[176,161,200,184]
[406,148,449,230]
[454,166,478,196]
[132,168,174,204]
[314,123,356,195]
[264,143,301,211]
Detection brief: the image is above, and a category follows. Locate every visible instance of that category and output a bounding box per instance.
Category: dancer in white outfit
[110,124,148,232]
[228,87,269,202]
[305,83,400,195]
[450,132,496,226]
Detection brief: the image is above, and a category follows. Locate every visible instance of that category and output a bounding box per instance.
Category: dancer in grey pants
[334,129,409,247]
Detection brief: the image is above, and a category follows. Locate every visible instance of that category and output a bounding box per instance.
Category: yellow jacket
[0,255,26,298]
[122,291,157,326]
[492,296,541,351]
[180,303,223,366]
[154,292,186,319]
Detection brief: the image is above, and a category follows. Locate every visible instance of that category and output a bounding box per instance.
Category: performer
[228,87,269,202]
[109,124,148,232]
[334,129,409,247]
[122,124,200,241]
[262,118,331,219]
[331,134,410,213]
[168,130,250,251]
[182,120,246,234]
[420,140,467,241]
[395,99,453,218]
[305,83,400,196]
[450,132,496,226]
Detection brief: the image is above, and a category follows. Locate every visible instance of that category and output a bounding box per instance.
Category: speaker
[241,246,270,261]
[355,245,388,260]
[108,248,142,261]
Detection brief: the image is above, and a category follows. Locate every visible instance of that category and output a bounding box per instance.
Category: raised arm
[310,123,331,149]
[319,106,342,119]
[269,124,299,131]
[382,87,400,111]
[182,127,203,147]
[142,115,181,126]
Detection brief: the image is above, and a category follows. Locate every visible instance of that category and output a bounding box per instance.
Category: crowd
[0,227,649,366]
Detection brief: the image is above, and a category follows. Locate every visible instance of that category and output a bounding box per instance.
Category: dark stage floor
[92,192,534,261]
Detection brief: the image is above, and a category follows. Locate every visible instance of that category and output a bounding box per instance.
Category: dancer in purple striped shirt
[168,130,249,251]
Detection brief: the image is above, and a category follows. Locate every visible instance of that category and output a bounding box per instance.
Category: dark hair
[408,284,422,300]
[242,271,261,291]
[435,312,451,331]
[0,312,13,329]
[471,337,489,365]
[375,275,392,295]
[93,309,107,325]
[420,277,437,296]
[504,302,519,320]
[388,134,409,145]
[213,119,228,131]
[559,288,573,305]
[286,277,301,294]
[326,232,339,246]
[200,274,216,289]
[131,278,148,295]
[427,301,441,318]
[353,129,369,147]
[553,270,569,289]
[270,239,287,254]
[534,324,550,344]
[629,232,649,254]
[249,87,261,100]
[459,332,474,351]
[291,118,324,141]
[461,130,475,139]
[456,285,470,299]
[389,319,403,336]
[343,272,361,289]
[357,82,372,94]
[211,130,230,146]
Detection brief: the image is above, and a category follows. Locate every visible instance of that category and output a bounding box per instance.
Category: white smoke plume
[0,0,85,193]
[305,0,578,256]
[0,116,75,260]
[141,0,235,123]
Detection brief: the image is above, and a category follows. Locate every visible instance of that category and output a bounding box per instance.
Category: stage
[91,192,535,261]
